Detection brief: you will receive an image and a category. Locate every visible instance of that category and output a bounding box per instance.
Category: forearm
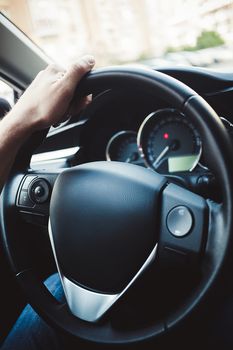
[0,110,33,191]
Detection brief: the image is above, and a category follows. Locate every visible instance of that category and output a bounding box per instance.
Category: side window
[0,79,14,109]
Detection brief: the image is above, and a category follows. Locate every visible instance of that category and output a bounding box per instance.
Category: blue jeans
[2,273,233,349]
[1,274,64,350]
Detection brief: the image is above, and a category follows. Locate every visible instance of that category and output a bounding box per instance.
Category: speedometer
[137,109,202,174]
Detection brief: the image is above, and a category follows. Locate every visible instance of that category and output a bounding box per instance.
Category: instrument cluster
[105,108,205,174]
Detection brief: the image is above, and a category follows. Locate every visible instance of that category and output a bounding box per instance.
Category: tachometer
[137,109,202,174]
[106,131,142,164]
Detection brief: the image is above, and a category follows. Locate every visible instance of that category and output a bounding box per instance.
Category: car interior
[1,7,233,350]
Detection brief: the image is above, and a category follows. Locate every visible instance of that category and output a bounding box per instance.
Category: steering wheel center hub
[50,161,166,296]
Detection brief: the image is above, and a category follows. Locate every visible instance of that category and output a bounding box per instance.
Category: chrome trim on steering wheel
[48,220,157,322]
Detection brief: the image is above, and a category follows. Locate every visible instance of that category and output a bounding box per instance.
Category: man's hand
[9,54,95,133]
[0,55,95,191]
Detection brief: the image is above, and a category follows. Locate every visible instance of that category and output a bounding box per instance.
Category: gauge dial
[138,109,202,174]
[106,131,142,164]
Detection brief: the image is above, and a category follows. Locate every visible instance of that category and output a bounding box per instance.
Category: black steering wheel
[1,67,233,347]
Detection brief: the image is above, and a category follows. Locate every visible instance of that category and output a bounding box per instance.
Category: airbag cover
[50,161,166,293]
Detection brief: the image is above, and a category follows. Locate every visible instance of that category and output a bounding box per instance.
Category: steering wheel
[1,67,233,347]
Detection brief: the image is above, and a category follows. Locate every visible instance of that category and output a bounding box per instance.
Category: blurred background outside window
[0,0,233,71]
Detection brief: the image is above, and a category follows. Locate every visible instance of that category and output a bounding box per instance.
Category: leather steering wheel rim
[1,66,233,346]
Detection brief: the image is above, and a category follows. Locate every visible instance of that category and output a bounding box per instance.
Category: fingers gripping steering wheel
[1,67,233,346]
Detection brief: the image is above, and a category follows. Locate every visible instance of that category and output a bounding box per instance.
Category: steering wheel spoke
[158,183,208,269]
[49,218,158,322]
[16,170,59,226]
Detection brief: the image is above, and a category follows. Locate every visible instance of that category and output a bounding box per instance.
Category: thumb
[64,55,95,89]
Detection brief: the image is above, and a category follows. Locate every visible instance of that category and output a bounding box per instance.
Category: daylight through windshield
[1,0,233,71]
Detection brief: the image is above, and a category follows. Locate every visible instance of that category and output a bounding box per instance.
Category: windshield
[1,0,233,71]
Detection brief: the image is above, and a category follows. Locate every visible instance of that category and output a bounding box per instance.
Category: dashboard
[105,108,203,174]
[32,67,233,201]
[104,108,233,175]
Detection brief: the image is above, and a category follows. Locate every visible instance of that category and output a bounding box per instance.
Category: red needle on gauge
[153,140,178,169]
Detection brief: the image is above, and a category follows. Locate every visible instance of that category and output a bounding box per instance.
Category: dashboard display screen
[168,155,198,173]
